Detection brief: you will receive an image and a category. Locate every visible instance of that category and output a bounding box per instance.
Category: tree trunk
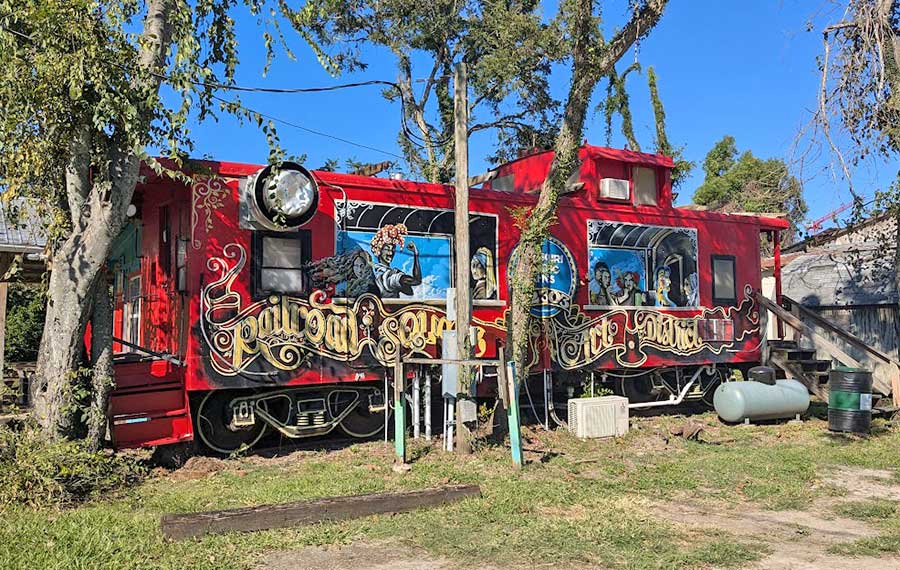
[87,272,114,450]
[507,0,668,380]
[32,237,104,436]
[32,206,133,438]
[31,0,174,440]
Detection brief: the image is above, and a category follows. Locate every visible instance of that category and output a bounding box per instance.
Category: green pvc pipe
[506,363,524,468]
[394,386,406,462]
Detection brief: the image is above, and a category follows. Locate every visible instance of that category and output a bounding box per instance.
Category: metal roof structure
[0,200,46,253]
[781,242,897,307]
[777,215,897,307]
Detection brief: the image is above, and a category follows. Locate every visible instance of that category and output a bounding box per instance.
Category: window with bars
[123,275,142,349]
[252,231,311,296]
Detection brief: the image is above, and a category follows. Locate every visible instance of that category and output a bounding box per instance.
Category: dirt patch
[168,456,230,481]
[257,542,500,570]
[656,500,900,569]
[824,466,900,501]
[655,465,900,569]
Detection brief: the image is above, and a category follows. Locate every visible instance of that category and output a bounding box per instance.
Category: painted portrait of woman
[470,247,496,300]
[307,248,378,298]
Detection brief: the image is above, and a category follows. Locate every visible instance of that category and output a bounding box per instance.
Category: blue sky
[178,1,897,228]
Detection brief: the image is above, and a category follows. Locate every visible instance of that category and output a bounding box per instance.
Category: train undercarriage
[191,365,746,454]
[194,385,390,453]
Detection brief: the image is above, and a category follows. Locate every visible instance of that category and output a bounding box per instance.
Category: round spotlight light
[252,161,319,229]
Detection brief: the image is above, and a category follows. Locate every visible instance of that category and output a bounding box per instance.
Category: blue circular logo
[508,236,577,318]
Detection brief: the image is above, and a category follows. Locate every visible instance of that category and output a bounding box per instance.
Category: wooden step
[768,340,799,350]
[814,372,831,385]
[797,359,831,373]
[782,349,817,361]
[767,353,828,400]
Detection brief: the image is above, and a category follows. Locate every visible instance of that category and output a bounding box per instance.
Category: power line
[162,76,398,95]
[165,72,452,151]
[212,94,406,160]
[1,23,445,156]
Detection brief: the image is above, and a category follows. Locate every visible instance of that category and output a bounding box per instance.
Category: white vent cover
[599,178,630,200]
[567,396,629,438]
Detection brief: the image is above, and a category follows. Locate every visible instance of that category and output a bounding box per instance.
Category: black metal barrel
[828,367,873,434]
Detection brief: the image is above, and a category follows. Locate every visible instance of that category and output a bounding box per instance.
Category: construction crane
[805,202,853,234]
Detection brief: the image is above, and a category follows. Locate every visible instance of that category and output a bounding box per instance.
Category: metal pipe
[543,370,550,429]
[412,368,421,439]
[424,370,432,440]
[627,367,711,409]
[446,398,455,452]
[112,336,185,366]
[384,372,389,443]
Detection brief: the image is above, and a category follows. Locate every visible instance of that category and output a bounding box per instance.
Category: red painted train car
[107,145,787,452]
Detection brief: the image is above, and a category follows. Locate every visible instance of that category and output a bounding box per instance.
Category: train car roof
[139,155,789,232]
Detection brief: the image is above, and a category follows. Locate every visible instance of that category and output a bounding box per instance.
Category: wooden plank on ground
[161,484,481,541]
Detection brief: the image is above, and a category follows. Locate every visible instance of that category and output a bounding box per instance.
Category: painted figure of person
[616,271,646,306]
[370,223,421,298]
[654,266,676,308]
[588,261,615,305]
[471,247,497,300]
[682,272,699,306]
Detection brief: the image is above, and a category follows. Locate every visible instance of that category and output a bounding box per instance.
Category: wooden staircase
[766,340,830,399]
[757,294,900,405]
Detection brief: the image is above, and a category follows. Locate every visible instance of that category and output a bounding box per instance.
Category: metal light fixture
[251,161,319,230]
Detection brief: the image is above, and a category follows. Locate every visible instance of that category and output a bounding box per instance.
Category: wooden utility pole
[453,62,472,454]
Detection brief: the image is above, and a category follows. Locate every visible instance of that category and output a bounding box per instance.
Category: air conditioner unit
[567,396,629,438]
[599,178,630,201]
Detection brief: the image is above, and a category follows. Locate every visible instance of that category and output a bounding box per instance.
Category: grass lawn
[1,411,899,570]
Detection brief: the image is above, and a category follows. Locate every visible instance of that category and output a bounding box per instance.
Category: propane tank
[713,379,810,423]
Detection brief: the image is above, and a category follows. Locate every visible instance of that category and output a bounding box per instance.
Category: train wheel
[338,389,389,439]
[196,390,266,454]
[615,373,668,404]
[700,368,727,407]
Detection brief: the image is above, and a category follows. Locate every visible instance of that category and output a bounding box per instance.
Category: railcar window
[123,275,142,349]
[711,255,737,305]
[633,167,657,206]
[253,231,310,296]
[176,237,188,292]
[158,205,171,276]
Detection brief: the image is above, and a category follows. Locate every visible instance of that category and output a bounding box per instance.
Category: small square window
[253,232,310,296]
[633,167,657,206]
[711,255,736,305]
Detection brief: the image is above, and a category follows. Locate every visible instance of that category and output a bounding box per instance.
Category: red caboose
[107,146,787,452]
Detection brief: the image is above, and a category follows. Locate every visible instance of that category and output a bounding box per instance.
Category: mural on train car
[197,214,758,382]
[506,229,757,370]
[327,201,499,301]
[521,286,759,370]
[508,237,577,318]
[198,243,504,380]
[198,201,504,382]
[586,220,699,308]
